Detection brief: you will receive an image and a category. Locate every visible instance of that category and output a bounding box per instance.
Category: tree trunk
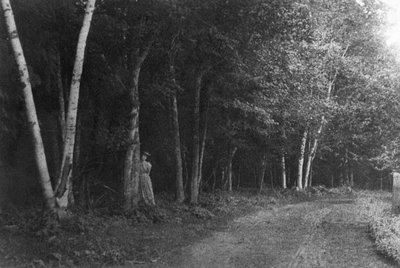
[183,150,189,193]
[122,35,155,211]
[1,0,56,210]
[197,87,210,190]
[221,168,227,191]
[198,125,207,190]
[258,162,267,193]
[55,0,96,209]
[350,170,354,188]
[258,152,268,193]
[122,70,141,211]
[297,129,308,190]
[79,176,87,207]
[170,67,184,202]
[166,32,184,201]
[50,50,65,186]
[304,159,310,189]
[190,71,205,204]
[227,146,237,192]
[69,113,82,206]
[304,135,320,187]
[302,48,349,188]
[348,157,354,188]
[281,153,287,189]
[212,168,217,192]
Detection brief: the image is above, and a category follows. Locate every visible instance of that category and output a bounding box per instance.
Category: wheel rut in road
[162,198,397,268]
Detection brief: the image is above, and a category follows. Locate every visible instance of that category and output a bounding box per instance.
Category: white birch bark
[1,0,56,210]
[297,129,308,190]
[303,46,350,186]
[281,153,287,189]
[304,122,323,188]
[55,0,96,208]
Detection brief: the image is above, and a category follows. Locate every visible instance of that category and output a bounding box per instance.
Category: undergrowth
[0,187,349,267]
[352,190,400,264]
[370,214,400,263]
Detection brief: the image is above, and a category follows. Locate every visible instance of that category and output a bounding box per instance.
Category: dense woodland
[1,0,400,212]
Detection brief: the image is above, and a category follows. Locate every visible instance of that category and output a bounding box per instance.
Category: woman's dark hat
[142,151,151,156]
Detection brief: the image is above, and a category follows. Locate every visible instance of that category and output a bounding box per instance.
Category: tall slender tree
[190,69,207,204]
[297,129,308,190]
[122,8,158,211]
[1,0,56,210]
[169,64,185,203]
[55,0,97,208]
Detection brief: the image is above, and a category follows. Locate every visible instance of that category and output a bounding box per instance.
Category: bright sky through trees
[383,0,400,47]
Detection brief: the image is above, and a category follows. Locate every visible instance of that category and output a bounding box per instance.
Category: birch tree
[297,129,308,190]
[1,0,56,210]
[55,0,96,208]
[281,153,287,189]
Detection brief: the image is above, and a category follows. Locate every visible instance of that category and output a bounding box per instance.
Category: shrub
[370,214,400,263]
[354,190,400,264]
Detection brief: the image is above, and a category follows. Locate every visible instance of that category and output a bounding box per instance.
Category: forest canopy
[1,0,400,210]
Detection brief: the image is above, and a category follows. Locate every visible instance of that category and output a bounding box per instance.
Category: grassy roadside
[353,190,400,265]
[0,187,349,267]
[335,189,400,265]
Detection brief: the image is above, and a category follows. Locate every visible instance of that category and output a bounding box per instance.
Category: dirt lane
[163,198,396,268]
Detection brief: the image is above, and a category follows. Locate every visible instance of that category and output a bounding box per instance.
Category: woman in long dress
[139,152,155,206]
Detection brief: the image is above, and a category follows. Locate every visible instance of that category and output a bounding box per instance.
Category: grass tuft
[352,190,400,264]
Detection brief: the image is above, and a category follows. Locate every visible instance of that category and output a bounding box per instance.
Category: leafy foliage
[1,0,400,207]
